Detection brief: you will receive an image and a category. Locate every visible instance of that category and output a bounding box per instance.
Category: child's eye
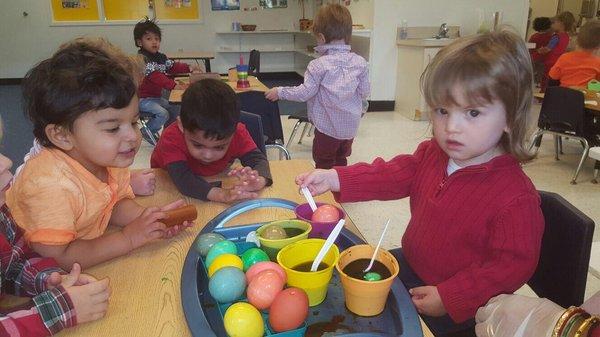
[106,127,119,133]
[435,108,448,115]
[468,109,481,117]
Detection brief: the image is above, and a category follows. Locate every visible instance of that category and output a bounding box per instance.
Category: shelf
[217,49,296,53]
[295,49,318,59]
[216,30,303,34]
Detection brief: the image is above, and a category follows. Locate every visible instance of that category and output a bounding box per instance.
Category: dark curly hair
[532,17,551,32]
[180,79,240,140]
[133,17,161,48]
[22,37,137,147]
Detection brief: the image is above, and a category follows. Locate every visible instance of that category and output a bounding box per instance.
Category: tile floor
[132,101,600,301]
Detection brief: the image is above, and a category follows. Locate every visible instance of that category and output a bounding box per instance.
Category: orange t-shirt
[549,50,600,87]
[6,148,134,245]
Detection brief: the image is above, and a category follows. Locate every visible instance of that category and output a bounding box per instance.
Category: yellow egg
[208,254,243,277]
[224,302,264,337]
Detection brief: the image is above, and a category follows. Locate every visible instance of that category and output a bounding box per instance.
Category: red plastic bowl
[294,202,346,239]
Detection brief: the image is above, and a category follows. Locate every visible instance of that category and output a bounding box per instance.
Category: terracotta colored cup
[295,202,346,239]
[335,244,400,316]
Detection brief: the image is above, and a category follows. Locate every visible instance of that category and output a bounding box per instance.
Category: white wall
[369,0,529,101]
[345,0,373,29]
[0,0,313,78]
[528,0,559,37]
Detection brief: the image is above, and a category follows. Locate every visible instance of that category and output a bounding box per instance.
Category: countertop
[397,38,455,48]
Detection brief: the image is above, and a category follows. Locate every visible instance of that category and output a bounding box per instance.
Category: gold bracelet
[575,316,600,337]
[554,307,587,337]
[562,312,590,337]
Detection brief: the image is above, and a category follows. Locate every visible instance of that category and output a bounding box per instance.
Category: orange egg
[311,205,340,222]
[268,287,309,332]
[247,270,285,310]
[246,261,287,284]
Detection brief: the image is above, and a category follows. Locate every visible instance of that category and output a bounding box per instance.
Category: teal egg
[206,240,238,268]
[363,272,382,281]
[209,267,246,303]
[195,233,226,257]
[241,248,270,272]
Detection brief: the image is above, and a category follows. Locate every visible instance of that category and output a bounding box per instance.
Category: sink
[423,37,451,41]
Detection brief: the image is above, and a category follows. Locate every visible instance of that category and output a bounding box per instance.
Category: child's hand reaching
[208,187,258,204]
[46,263,97,289]
[295,169,340,196]
[122,207,167,250]
[158,199,194,238]
[130,169,156,196]
[265,88,279,101]
[410,286,447,317]
[63,268,111,324]
[228,167,267,192]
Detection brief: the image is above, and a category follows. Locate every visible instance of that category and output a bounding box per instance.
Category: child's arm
[234,149,273,191]
[165,161,257,203]
[167,60,191,74]
[266,62,324,102]
[548,54,566,80]
[357,67,371,100]
[145,72,178,91]
[434,194,544,323]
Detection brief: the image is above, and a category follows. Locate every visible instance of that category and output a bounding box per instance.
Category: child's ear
[135,39,141,48]
[315,33,326,44]
[45,124,74,151]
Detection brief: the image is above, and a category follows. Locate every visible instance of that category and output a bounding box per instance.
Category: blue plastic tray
[181,198,423,337]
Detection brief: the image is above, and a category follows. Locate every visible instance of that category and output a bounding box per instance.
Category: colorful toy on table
[236,55,250,89]
[195,232,226,256]
[205,240,238,267]
[162,204,197,227]
[247,269,285,310]
[208,266,247,303]
[311,204,340,222]
[269,288,309,332]
[224,302,264,337]
[295,202,345,239]
[208,253,243,277]
[241,247,270,271]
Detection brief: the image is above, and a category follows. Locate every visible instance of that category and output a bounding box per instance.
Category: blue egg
[195,233,226,257]
[205,240,238,268]
[209,267,246,303]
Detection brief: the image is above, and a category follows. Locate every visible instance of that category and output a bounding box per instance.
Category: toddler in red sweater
[297,30,544,336]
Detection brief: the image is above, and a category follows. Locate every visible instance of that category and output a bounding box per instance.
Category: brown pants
[312,129,353,169]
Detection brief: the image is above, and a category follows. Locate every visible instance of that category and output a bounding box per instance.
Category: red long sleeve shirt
[334,140,544,323]
[138,52,190,99]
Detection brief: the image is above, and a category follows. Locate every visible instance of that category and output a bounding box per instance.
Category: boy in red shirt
[549,19,600,87]
[151,79,272,203]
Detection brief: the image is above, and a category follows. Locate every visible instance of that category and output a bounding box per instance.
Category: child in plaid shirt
[0,124,110,336]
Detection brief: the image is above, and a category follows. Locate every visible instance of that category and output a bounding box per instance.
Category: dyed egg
[208,254,243,277]
[311,205,340,222]
[269,287,309,332]
[247,270,284,310]
[246,261,287,284]
[205,240,237,268]
[241,248,270,272]
[224,302,264,337]
[261,224,287,240]
[194,233,226,257]
[208,267,246,303]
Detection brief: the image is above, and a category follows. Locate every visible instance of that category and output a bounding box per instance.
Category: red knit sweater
[334,140,544,323]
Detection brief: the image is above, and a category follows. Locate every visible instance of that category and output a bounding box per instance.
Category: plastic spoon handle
[301,186,318,212]
[311,219,345,272]
[364,219,391,272]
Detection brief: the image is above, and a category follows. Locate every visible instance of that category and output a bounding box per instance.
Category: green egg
[206,240,238,268]
[241,248,270,271]
[363,272,382,281]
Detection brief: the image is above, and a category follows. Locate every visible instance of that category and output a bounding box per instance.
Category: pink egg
[269,287,309,332]
[311,205,340,222]
[247,270,285,310]
[246,261,287,284]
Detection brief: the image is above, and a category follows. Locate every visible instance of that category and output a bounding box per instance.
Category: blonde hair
[553,11,576,34]
[312,4,352,44]
[421,28,534,162]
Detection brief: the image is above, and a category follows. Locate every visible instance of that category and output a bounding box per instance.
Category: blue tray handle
[204,198,298,231]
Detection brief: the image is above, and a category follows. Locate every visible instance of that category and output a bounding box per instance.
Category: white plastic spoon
[301,186,318,212]
[310,219,345,272]
[364,219,391,272]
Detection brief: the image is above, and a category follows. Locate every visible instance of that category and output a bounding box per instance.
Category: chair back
[237,91,284,144]
[239,111,267,154]
[528,191,594,307]
[538,87,586,135]
[248,49,260,77]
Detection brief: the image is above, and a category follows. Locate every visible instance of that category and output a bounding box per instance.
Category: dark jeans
[389,248,476,337]
[312,129,353,169]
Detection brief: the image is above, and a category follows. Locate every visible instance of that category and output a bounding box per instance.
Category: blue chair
[239,111,290,160]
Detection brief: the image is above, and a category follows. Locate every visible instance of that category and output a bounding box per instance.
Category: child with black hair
[134,17,199,142]
[151,79,272,203]
[529,17,554,86]
[7,37,192,270]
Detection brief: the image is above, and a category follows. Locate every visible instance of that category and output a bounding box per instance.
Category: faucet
[434,23,449,39]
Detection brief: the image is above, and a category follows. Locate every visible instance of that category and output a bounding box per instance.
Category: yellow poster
[103,0,148,20]
[51,0,100,21]
[155,0,200,20]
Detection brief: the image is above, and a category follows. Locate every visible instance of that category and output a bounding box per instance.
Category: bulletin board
[155,0,201,20]
[103,0,148,20]
[51,0,100,21]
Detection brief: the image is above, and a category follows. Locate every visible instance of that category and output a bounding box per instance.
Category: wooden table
[59,160,433,337]
[534,89,600,112]
[166,51,216,72]
[169,76,270,103]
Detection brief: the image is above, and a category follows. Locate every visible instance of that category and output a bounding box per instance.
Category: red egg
[311,205,340,222]
[246,261,287,284]
[268,287,309,332]
[247,270,285,310]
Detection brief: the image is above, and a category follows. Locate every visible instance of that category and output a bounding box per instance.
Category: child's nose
[445,114,461,133]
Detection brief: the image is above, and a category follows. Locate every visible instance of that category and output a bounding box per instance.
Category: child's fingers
[409,286,429,298]
[161,199,186,211]
[91,288,111,304]
[83,278,111,295]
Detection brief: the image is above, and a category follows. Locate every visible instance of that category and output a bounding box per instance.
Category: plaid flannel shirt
[0,205,76,336]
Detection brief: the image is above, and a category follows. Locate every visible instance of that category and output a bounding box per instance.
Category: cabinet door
[419,48,442,113]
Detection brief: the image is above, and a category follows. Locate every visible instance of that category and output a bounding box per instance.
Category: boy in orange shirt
[549,19,600,87]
